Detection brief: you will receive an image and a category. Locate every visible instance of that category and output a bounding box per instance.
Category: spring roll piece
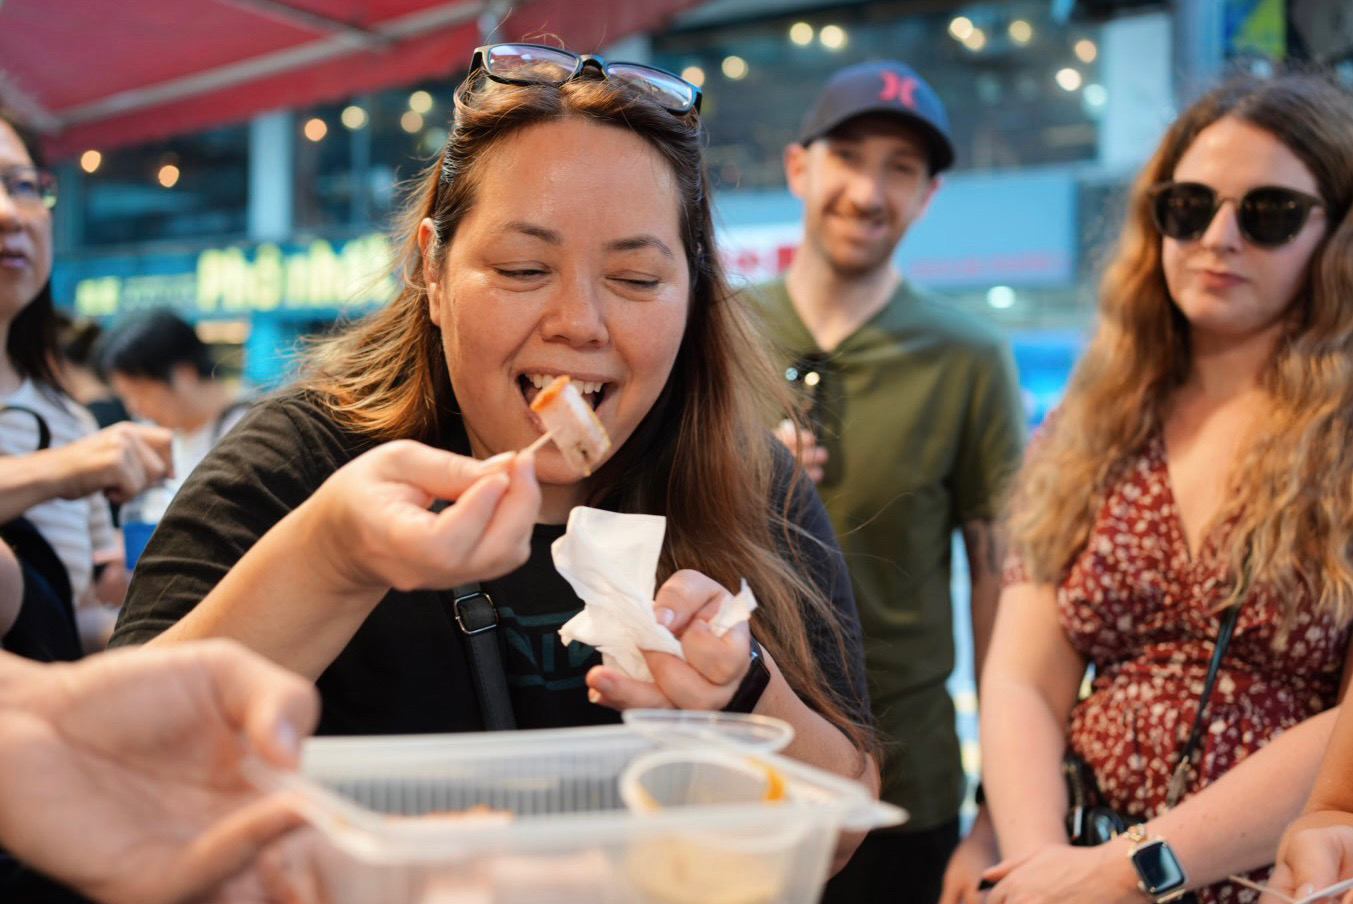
[529,375,612,476]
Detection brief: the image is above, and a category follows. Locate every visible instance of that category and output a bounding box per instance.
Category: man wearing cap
[752,61,1025,903]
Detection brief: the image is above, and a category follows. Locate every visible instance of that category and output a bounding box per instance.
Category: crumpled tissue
[555,506,757,682]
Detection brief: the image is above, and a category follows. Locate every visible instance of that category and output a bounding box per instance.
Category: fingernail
[1296,883,1316,897]
[588,688,602,704]
[274,719,300,757]
[656,607,676,628]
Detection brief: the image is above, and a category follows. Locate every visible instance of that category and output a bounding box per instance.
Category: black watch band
[722,636,771,714]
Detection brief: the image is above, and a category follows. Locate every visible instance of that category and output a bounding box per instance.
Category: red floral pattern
[1008,431,1349,902]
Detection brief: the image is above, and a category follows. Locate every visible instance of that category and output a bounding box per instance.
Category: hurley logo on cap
[798,60,956,171]
[879,71,919,108]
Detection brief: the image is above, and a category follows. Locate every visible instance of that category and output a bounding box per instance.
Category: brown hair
[1009,69,1353,632]
[299,66,874,758]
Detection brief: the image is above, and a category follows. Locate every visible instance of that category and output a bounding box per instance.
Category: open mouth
[519,373,608,411]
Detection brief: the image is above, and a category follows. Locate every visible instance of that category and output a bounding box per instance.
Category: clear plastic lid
[621,709,795,754]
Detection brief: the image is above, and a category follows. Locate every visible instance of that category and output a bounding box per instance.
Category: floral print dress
[1011,431,1349,902]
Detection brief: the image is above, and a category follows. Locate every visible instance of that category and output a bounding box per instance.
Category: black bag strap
[1166,601,1242,807]
[449,581,516,731]
[0,516,80,662]
[0,406,79,662]
[0,405,52,452]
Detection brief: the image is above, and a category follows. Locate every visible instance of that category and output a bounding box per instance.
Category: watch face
[1133,840,1187,895]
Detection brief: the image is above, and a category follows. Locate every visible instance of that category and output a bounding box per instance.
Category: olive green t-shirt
[755,278,1025,829]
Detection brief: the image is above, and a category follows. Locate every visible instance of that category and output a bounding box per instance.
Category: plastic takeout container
[248,710,905,904]
[621,709,797,753]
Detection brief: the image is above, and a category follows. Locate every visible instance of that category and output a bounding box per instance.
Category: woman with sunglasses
[949,71,1353,904]
[0,113,173,661]
[110,44,878,855]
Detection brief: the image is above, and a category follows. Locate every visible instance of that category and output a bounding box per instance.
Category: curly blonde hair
[1009,70,1353,632]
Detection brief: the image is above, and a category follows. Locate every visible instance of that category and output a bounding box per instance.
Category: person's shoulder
[892,282,1011,354]
[237,389,329,425]
[742,277,792,312]
[222,390,373,459]
[189,390,375,499]
[4,378,76,415]
[2,379,95,437]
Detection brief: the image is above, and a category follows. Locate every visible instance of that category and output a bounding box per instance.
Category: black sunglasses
[469,43,702,115]
[1148,181,1324,248]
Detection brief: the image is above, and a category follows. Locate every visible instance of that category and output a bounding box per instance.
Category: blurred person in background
[969,70,1353,904]
[54,313,132,528]
[97,308,251,491]
[752,61,1025,904]
[0,111,172,660]
[53,312,130,430]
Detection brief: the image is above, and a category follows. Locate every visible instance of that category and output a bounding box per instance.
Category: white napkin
[554,507,757,682]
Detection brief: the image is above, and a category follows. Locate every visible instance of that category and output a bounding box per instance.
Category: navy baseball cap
[797,61,955,173]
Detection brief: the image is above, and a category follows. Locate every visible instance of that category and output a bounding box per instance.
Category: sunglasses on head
[469,43,702,115]
[1148,181,1324,248]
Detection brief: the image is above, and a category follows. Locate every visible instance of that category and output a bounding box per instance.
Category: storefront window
[294,99,357,230]
[365,83,454,222]
[79,124,248,247]
[293,81,456,231]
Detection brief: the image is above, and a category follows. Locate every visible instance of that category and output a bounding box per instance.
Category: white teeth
[525,374,604,395]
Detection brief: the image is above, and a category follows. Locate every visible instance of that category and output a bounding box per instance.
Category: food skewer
[525,375,612,476]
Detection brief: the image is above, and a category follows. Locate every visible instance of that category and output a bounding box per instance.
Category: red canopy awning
[0,0,704,159]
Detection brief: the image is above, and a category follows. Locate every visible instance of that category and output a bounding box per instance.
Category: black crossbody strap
[450,581,516,731]
[1166,602,1241,807]
[0,405,52,452]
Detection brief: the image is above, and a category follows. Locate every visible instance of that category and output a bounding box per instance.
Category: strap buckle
[453,589,499,635]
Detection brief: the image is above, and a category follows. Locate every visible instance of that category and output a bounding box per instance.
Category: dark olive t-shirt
[111,392,871,736]
[755,278,1026,828]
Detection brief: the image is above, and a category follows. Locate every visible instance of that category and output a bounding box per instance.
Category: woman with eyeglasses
[945,71,1353,904]
[110,45,878,859]
[0,113,173,661]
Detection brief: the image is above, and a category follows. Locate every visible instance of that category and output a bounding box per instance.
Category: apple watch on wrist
[1125,824,1192,903]
[722,636,770,713]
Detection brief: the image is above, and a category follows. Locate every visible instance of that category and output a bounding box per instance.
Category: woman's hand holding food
[586,569,754,711]
[157,440,542,678]
[302,440,541,597]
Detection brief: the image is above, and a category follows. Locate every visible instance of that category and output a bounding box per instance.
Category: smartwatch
[1125,824,1191,903]
[722,636,771,713]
